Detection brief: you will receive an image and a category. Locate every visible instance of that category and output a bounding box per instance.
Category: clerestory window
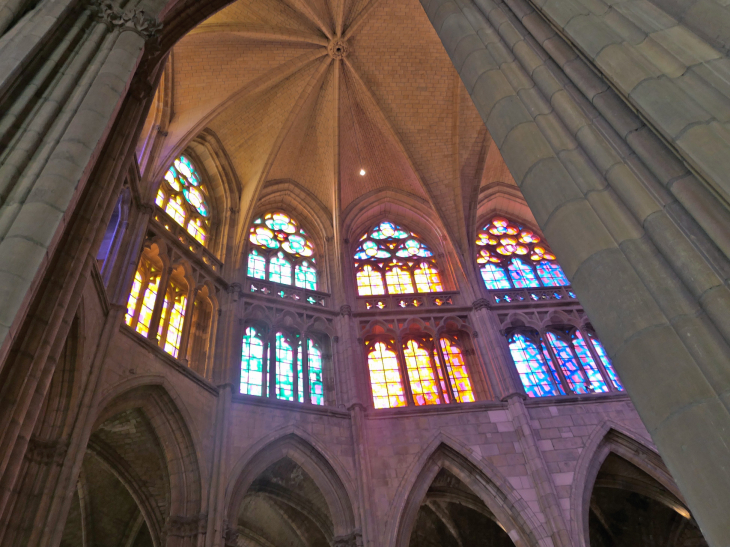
[354,221,443,296]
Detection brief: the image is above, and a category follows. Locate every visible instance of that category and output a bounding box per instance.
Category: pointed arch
[225,430,357,537]
[569,422,687,547]
[385,433,547,547]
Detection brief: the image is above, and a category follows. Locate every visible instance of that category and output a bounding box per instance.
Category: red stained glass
[403,340,441,405]
[439,338,475,403]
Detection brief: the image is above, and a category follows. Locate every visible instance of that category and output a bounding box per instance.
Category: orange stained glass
[357,265,385,296]
[414,263,443,293]
[368,342,406,409]
[432,350,450,403]
[166,196,186,225]
[385,266,414,294]
[163,290,187,358]
[440,338,475,403]
[136,274,161,337]
[125,270,144,326]
[403,340,441,405]
[187,218,206,244]
[157,295,170,342]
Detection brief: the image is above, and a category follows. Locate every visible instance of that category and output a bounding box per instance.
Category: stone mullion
[506,395,572,547]
[434,337,456,404]
[566,332,593,393]
[426,338,447,404]
[268,331,277,399]
[542,331,572,396]
[146,266,171,344]
[292,335,299,403]
[424,1,730,540]
[260,326,269,397]
[177,285,198,363]
[395,333,416,407]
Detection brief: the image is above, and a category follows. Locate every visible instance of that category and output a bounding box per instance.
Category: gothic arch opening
[588,453,708,547]
[407,468,514,547]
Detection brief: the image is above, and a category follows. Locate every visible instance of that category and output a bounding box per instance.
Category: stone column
[421,0,730,543]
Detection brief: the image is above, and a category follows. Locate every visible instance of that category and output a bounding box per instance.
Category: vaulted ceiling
[141,0,530,256]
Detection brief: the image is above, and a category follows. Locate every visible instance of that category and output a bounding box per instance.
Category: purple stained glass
[508,258,541,288]
[536,261,570,287]
[480,264,511,290]
[589,333,623,390]
[508,333,560,397]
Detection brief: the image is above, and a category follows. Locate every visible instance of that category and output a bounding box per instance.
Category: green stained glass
[269,252,292,284]
[295,261,317,290]
[241,327,264,396]
[248,250,266,279]
[183,187,209,217]
[276,333,295,401]
[308,340,324,405]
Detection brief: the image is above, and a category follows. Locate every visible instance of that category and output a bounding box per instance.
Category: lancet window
[476,217,569,290]
[354,221,443,296]
[507,327,622,398]
[240,326,326,405]
[366,333,475,409]
[124,244,214,372]
[247,212,318,290]
[155,155,212,246]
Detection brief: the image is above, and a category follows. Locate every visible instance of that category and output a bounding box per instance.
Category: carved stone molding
[222,522,239,547]
[89,0,163,41]
[334,531,363,547]
[166,513,207,538]
[340,304,352,317]
[228,282,243,302]
[327,38,349,59]
[136,202,155,216]
[472,298,491,311]
[24,437,68,466]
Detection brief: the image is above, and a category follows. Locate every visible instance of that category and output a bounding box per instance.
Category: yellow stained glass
[125,270,143,326]
[136,274,160,337]
[157,295,170,342]
[403,340,441,405]
[163,290,187,358]
[357,265,385,296]
[166,196,186,225]
[385,266,414,294]
[187,218,206,244]
[155,189,166,207]
[368,342,406,409]
[414,263,443,293]
[440,338,475,403]
[433,350,450,403]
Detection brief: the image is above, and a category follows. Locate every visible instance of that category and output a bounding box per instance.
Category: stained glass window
[355,221,442,295]
[125,270,144,327]
[475,217,568,290]
[275,333,295,401]
[403,340,441,405]
[157,155,211,246]
[588,333,623,390]
[356,265,385,296]
[269,252,292,285]
[367,342,406,409]
[508,333,561,397]
[241,327,264,396]
[440,337,475,403]
[385,265,414,294]
[136,273,161,337]
[547,331,590,394]
[248,250,266,279]
[248,212,317,289]
[572,331,608,393]
[162,287,187,358]
[308,340,324,405]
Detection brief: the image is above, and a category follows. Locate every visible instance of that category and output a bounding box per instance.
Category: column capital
[472,298,491,311]
[89,0,163,41]
[339,304,352,317]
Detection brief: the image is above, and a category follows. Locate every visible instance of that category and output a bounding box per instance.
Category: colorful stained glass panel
[508,333,560,397]
[589,333,623,390]
[357,266,385,296]
[269,252,292,285]
[536,261,570,287]
[248,250,266,279]
[275,333,295,401]
[480,264,512,290]
[440,338,475,403]
[385,266,414,294]
[368,342,406,409]
[163,290,187,358]
[308,340,324,405]
[241,327,264,396]
[547,332,590,394]
[414,263,443,293]
[295,261,317,290]
[403,340,441,405]
[136,274,161,337]
[508,258,541,288]
[572,331,608,393]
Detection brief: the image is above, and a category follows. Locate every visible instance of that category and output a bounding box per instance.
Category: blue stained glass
[508,258,541,288]
[308,340,324,405]
[508,333,560,397]
[572,331,609,393]
[537,261,570,287]
[269,252,292,285]
[480,264,512,290]
[275,333,295,401]
[375,250,391,258]
[547,332,590,394]
[354,250,370,259]
[541,343,566,396]
[241,327,264,396]
[295,261,317,290]
[589,334,623,390]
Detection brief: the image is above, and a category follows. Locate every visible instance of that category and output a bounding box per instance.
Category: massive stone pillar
[420,0,730,544]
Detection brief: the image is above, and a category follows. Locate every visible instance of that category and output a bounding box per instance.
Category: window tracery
[507,327,622,398]
[239,326,326,406]
[247,212,317,290]
[476,217,569,290]
[354,221,443,296]
[365,332,476,409]
[155,155,211,246]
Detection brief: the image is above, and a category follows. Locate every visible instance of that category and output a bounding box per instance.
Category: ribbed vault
[139,0,522,259]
